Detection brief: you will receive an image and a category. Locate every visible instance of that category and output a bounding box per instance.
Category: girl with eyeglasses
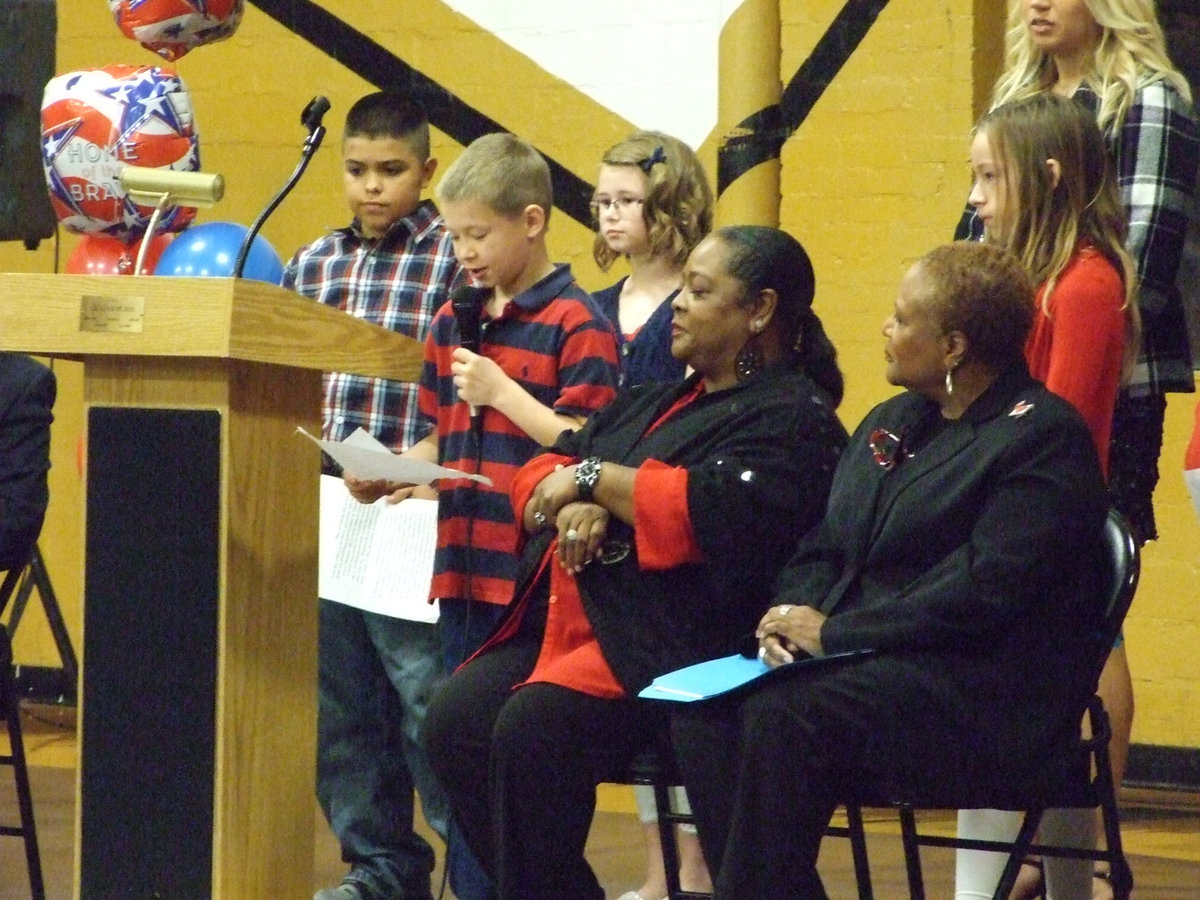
[591,131,714,392]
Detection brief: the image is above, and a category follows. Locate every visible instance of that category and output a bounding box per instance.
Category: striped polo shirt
[418,263,620,605]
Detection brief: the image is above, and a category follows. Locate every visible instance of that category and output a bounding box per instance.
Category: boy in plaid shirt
[283,91,460,900]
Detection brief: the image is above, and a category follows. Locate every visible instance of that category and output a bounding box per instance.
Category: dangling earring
[945,367,955,396]
[736,338,765,381]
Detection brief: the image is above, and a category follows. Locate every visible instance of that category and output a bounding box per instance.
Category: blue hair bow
[638,146,667,173]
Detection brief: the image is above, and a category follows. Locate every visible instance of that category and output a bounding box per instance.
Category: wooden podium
[0,274,425,899]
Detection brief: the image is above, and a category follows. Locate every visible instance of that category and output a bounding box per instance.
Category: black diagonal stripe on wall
[247,0,595,226]
[717,105,784,196]
[718,0,891,192]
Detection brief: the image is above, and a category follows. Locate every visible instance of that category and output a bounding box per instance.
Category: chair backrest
[1089,508,1140,681]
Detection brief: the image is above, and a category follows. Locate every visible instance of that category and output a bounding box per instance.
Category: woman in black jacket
[422,226,848,900]
[672,240,1110,899]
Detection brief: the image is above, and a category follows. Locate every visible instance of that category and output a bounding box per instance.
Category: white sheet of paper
[298,426,492,486]
[318,474,440,622]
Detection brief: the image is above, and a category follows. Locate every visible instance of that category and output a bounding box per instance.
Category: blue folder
[638,649,874,703]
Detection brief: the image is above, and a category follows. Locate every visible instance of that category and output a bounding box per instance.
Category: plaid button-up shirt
[283,199,462,452]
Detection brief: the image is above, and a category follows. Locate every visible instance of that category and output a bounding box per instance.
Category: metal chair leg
[3,659,45,899]
[653,777,685,900]
[992,811,1042,900]
[844,804,875,900]
[1089,704,1133,900]
[898,805,926,900]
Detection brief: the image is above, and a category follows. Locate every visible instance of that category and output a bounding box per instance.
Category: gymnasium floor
[3,703,1199,899]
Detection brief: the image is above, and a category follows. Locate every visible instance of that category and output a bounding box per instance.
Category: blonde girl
[956,7,1199,895]
[592,130,714,389]
[590,130,715,900]
[974,93,1138,471]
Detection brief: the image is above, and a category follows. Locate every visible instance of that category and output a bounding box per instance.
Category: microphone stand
[233,96,330,279]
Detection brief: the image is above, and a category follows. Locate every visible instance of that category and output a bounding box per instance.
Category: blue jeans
[317,600,449,900]
[436,598,508,900]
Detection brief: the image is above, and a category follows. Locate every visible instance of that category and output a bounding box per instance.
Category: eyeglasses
[589,196,645,215]
[868,427,910,471]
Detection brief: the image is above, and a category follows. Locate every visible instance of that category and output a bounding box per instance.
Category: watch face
[576,456,601,499]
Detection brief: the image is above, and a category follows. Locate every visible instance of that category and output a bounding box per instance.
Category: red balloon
[65,232,174,276]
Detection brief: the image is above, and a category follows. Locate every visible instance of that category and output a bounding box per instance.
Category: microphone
[451,285,489,427]
[301,95,331,153]
[302,95,331,134]
[233,95,331,279]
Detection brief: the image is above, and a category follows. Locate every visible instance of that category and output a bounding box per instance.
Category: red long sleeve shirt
[1024,246,1126,476]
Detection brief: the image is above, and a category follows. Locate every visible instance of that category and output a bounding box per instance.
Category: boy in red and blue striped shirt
[420,132,618,665]
[345,132,619,900]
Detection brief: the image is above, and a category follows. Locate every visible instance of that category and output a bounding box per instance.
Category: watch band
[575,456,602,502]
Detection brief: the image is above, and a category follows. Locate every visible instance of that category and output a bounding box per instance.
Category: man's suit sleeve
[0,362,56,569]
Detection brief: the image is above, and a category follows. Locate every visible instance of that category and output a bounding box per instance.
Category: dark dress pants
[422,597,659,900]
[672,655,982,900]
[437,598,508,900]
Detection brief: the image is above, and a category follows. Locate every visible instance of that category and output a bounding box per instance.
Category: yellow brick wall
[2,0,1197,751]
[779,0,983,427]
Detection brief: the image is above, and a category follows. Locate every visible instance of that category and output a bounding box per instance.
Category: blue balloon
[152,221,284,284]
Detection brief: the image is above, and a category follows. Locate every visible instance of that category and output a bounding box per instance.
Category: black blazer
[0,354,56,571]
[773,364,1109,791]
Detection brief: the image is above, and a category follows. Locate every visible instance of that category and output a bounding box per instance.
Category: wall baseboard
[1125,744,1200,793]
[10,667,1200,795]
[12,664,75,706]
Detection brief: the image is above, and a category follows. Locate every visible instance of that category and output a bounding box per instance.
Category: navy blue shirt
[593,278,686,388]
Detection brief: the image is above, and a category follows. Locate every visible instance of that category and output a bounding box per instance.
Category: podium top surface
[0,273,425,382]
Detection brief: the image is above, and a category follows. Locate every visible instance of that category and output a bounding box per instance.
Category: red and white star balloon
[108,0,245,61]
[41,65,200,239]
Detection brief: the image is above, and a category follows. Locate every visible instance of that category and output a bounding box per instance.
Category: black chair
[828,506,1139,900]
[621,507,1137,900]
[617,745,713,900]
[0,555,46,900]
[615,741,876,900]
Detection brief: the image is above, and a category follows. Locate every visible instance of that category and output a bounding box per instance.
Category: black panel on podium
[82,407,221,897]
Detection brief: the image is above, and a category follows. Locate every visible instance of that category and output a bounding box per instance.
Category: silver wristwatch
[575,456,602,502]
